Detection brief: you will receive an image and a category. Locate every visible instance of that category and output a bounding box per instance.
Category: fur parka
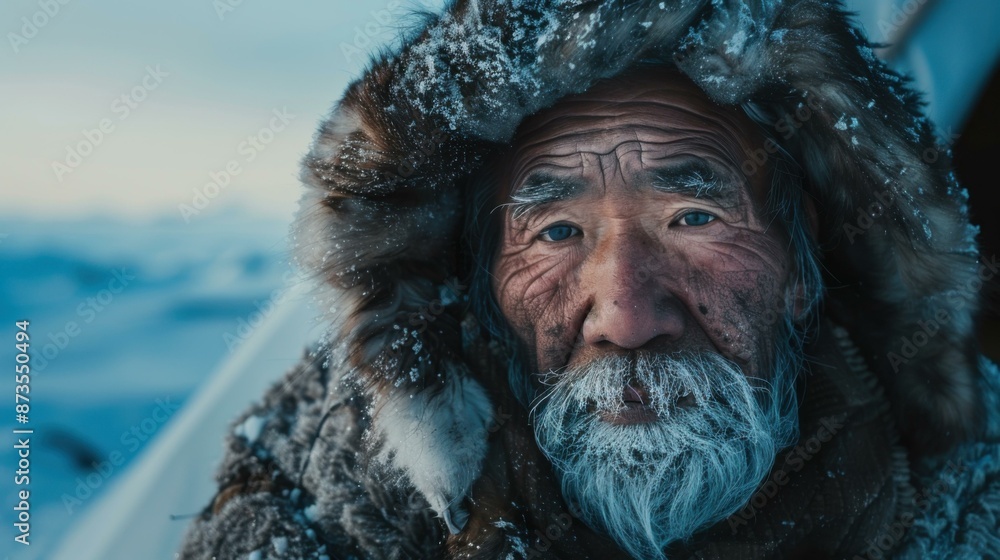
[180,0,1000,558]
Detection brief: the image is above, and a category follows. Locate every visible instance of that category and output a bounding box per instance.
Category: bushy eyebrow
[647,161,736,203]
[499,161,740,222]
[501,172,588,220]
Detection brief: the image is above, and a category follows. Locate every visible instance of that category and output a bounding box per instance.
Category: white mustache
[532,351,772,429]
[532,349,800,560]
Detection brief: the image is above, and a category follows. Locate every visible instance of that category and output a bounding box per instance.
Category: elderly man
[181,0,1000,558]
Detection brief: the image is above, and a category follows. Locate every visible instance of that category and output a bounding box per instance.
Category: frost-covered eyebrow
[503,172,588,220]
[646,161,736,203]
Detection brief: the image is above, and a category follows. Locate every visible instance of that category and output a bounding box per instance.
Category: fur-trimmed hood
[294,0,984,535]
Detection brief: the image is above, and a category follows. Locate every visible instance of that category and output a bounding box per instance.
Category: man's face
[490,69,803,558]
[493,71,794,384]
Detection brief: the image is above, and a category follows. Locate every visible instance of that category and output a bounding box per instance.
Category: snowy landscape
[0,211,304,558]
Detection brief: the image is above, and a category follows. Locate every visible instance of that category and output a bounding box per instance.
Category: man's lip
[600,384,658,425]
[599,402,659,425]
[597,384,697,425]
[623,384,648,404]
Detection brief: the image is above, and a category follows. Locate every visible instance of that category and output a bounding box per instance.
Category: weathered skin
[492,69,798,387]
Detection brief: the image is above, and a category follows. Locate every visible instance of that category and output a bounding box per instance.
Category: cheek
[688,270,786,367]
[674,231,791,369]
[493,243,583,369]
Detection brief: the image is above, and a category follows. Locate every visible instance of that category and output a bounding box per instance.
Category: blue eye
[540,224,580,242]
[679,211,716,227]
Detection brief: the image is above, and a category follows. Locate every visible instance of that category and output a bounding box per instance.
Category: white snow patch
[834,115,848,131]
[425,55,436,80]
[235,414,266,444]
[304,503,319,521]
[438,283,459,306]
[505,534,529,557]
[247,550,263,560]
[272,536,288,554]
[724,30,748,55]
[375,368,492,532]
[493,519,516,530]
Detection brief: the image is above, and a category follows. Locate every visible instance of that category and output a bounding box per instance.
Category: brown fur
[294,0,984,537]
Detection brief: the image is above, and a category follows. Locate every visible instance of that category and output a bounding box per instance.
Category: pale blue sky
[1,0,997,222]
[0,0,444,221]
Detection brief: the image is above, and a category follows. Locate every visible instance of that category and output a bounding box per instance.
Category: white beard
[532,342,800,560]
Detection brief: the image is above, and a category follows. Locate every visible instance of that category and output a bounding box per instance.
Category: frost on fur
[372,366,492,534]
[295,1,986,547]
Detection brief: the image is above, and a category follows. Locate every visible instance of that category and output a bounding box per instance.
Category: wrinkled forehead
[500,67,769,200]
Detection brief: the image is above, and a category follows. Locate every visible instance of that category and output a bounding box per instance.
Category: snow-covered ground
[0,211,316,558]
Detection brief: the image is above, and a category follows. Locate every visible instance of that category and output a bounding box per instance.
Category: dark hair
[462,147,539,406]
[755,130,824,330]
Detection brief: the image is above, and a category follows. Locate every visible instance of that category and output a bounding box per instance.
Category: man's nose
[580,230,686,350]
